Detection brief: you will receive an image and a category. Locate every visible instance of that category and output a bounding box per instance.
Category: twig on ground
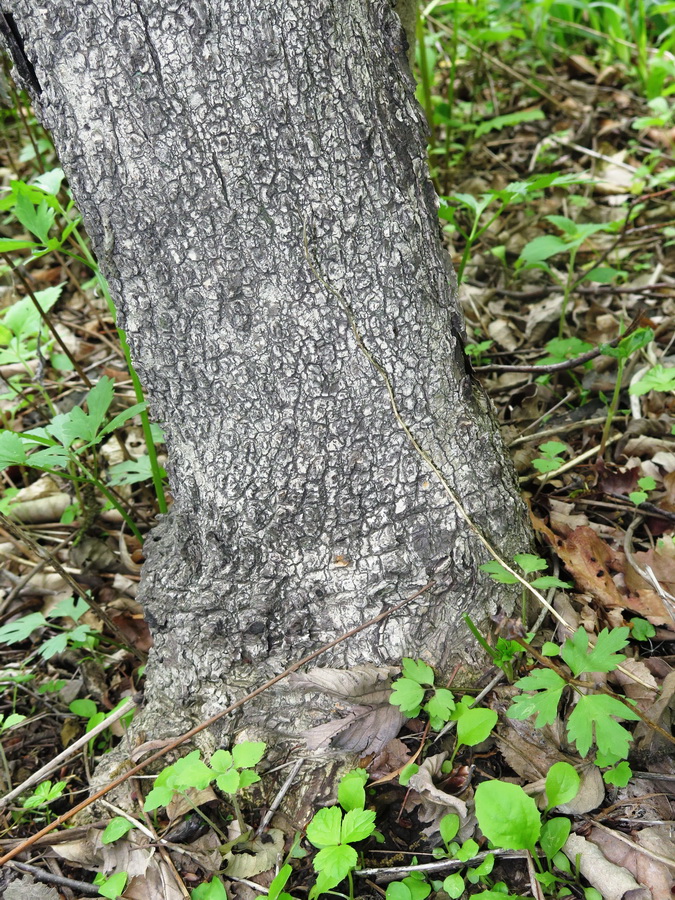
[356,849,526,878]
[7,860,100,896]
[255,757,305,837]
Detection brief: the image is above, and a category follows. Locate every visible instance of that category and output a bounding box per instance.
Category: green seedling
[94,871,128,900]
[517,215,616,336]
[0,712,26,733]
[389,658,456,730]
[0,171,166,510]
[532,442,568,475]
[0,594,98,661]
[439,172,593,283]
[629,617,656,641]
[21,778,66,821]
[386,871,431,900]
[0,375,153,541]
[479,553,571,590]
[630,365,675,395]
[306,771,376,900]
[629,475,656,506]
[508,627,640,762]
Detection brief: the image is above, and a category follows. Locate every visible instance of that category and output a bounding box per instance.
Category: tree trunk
[2,1,530,760]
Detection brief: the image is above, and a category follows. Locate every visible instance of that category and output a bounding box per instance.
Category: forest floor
[0,6,674,900]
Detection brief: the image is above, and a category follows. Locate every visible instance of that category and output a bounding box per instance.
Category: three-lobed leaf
[561,627,628,676]
[508,668,566,727]
[567,694,640,758]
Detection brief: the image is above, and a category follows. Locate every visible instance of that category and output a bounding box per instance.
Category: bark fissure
[3,0,532,753]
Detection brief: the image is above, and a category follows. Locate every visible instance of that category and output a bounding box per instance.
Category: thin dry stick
[255,757,305,837]
[0,510,146,663]
[0,696,137,809]
[1,254,92,388]
[0,580,435,867]
[476,311,643,374]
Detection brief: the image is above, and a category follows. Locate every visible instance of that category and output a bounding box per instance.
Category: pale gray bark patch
[3,1,531,749]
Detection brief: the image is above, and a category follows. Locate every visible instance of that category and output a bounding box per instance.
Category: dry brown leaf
[564,832,650,900]
[405,753,469,834]
[223,827,284,878]
[590,825,674,900]
[288,664,398,703]
[556,764,604,814]
[7,475,70,524]
[367,738,411,780]
[124,861,186,900]
[303,703,405,756]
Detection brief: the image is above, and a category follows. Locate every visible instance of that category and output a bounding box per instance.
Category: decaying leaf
[293,665,405,755]
[405,753,470,835]
[563,832,650,900]
[222,826,285,878]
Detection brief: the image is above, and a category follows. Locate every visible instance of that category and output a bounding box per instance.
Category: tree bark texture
[3,1,531,746]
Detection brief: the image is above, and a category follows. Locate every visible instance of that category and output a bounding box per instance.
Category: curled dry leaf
[222,827,285,878]
[294,664,405,756]
[406,752,469,834]
[589,825,674,900]
[563,833,650,900]
[7,474,70,524]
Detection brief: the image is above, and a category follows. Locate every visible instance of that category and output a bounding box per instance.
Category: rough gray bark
[3,2,530,753]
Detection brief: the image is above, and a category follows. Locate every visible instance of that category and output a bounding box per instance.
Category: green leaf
[439,813,460,846]
[399,762,419,786]
[307,806,342,849]
[231,740,266,769]
[600,327,653,360]
[455,838,479,861]
[584,889,603,900]
[98,401,148,437]
[84,376,115,435]
[539,441,568,457]
[630,618,656,641]
[475,781,541,850]
[313,844,357,885]
[143,784,175,811]
[14,192,55,243]
[0,612,47,644]
[341,807,376,843]
[508,668,566,727]
[101,816,135,844]
[39,631,70,659]
[474,107,545,138]
[209,749,233,773]
[214,769,240,793]
[401,658,435,685]
[603,761,632,787]
[443,874,465,899]
[629,365,675,395]
[3,284,63,338]
[425,688,455,725]
[70,698,98,718]
[0,713,26,732]
[338,768,368,811]
[479,560,518,584]
[456,707,497,747]
[191,877,228,900]
[0,238,40,251]
[386,882,412,900]
[268,865,293,900]
[390,677,425,715]
[0,431,28,469]
[545,762,580,809]
[567,694,640,758]
[518,234,569,265]
[513,553,547,573]
[532,457,563,473]
[96,871,128,899]
[561,627,628,676]
[583,266,624,283]
[530,575,572,589]
[48,595,88,621]
[107,455,165,486]
[237,769,260,788]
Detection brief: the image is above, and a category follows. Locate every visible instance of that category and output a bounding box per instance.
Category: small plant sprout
[629,617,656,641]
[630,365,675,395]
[508,627,641,762]
[629,476,656,506]
[532,441,568,475]
[389,658,455,730]
[21,779,67,821]
[191,877,229,900]
[306,798,376,899]
[385,871,431,900]
[479,554,571,591]
[0,594,98,661]
[93,871,128,900]
[101,816,135,845]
